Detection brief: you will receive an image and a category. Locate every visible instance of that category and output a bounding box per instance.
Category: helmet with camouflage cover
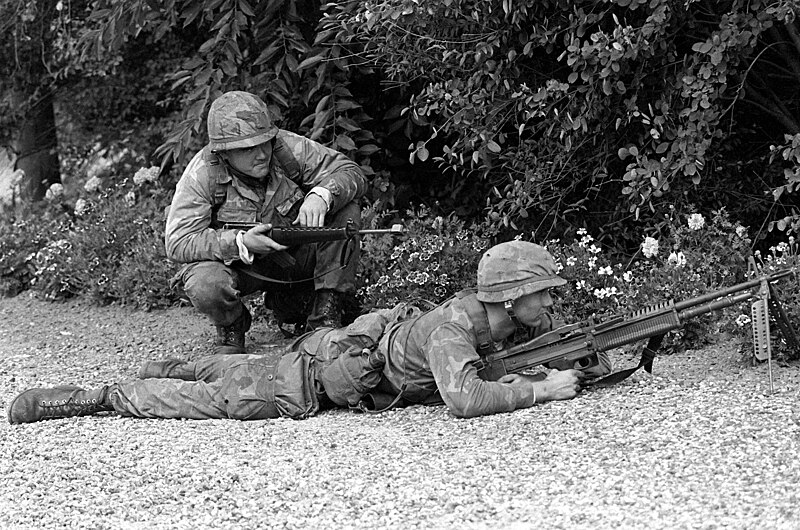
[207,91,278,152]
[476,241,566,303]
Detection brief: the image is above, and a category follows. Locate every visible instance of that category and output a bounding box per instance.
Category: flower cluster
[45,183,64,201]
[357,206,488,310]
[133,166,160,186]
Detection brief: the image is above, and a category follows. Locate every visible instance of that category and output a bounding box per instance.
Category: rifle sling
[234,238,355,285]
[590,334,661,388]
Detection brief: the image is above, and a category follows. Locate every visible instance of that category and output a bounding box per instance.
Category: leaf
[418,147,430,161]
[487,140,501,153]
[297,54,326,71]
[335,99,362,111]
[335,134,357,151]
[358,144,380,156]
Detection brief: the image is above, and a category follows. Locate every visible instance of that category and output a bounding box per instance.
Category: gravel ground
[1,292,800,530]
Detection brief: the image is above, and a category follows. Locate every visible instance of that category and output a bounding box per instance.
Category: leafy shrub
[542,209,771,352]
[0,160,180,310]
[0,213,63,297]
[356,204,490,310]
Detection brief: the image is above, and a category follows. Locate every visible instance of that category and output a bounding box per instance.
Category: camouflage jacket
[377,296,557,418]
[165,130,366,264]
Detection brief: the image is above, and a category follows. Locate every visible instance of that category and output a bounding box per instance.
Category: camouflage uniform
[166,92,367,329]
[369,296,559,418]
[107,351,318,420]
[104,305,417,420]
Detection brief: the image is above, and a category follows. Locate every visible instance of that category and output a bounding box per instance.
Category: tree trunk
[14,90,60,202]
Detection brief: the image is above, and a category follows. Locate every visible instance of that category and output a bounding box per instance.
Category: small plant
[356,204,490,311]
[539,209,756,352]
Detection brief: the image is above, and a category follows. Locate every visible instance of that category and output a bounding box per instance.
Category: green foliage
[356,204,490,310]
[0,161,179,310]
[325,0,800,246]
[545,209,753,347]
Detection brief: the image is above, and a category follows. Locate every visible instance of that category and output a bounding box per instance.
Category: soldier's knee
[183,262,237,309]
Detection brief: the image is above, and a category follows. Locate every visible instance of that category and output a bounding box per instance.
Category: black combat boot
[264,288,315,337]
[214,307,252,354]
[7,385,114,424]
[138,359,196,380]
[306,289,343,331]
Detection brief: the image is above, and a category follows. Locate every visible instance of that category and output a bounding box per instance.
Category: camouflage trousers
[108,351,318,420]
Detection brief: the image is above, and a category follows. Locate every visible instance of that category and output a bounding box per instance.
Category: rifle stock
[476,268,797,381]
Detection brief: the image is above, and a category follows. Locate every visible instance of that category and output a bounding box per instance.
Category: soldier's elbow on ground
[445,399,485,419]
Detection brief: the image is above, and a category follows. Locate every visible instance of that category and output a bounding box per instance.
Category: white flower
[735,225,747,238]
[622,271,633,282]
[124,191,136,207]
[667,251,686,268]
[735,314,751,328]
[575,280,587,290]
[133,166,160,186]
[588,244,602,254]
[597,265,613,276]
[566,256,577,267]
[84,176,103,193]
[45,183,64,201]
[74,198,89,216]
[587,256,597,269]
[687,213,705,231]
[593,286,620,299]
[641,237,659,258]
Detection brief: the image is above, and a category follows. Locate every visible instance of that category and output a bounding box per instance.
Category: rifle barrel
[673,269,794,311]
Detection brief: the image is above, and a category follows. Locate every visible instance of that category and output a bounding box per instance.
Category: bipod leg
[751,280,774,394]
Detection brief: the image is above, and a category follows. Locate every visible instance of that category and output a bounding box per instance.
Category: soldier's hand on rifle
[242,224,288,255]
[541,369,584,400]
[294,194,327,227]
[499,369,583,403]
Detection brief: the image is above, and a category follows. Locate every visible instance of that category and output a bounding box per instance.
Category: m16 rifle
[475,268,799,391]
[221,219,405,245]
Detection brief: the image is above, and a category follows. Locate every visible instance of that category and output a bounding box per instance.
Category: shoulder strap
[203,148,229,210]
[455,289,493,357]
[272,133,301,180]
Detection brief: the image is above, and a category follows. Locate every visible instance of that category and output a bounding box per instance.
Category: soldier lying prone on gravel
[8,241,611,424]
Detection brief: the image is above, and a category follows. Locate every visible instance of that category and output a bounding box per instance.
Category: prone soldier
[8,241,611,423]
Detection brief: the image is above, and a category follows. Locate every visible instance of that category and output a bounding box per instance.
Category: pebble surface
[1,293,799,529]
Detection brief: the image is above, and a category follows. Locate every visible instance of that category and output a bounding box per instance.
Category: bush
[356,204,490,310]
[542,209,756,351]
[0,162,180,310]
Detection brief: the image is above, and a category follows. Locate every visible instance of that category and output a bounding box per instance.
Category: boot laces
[40,397,101,419]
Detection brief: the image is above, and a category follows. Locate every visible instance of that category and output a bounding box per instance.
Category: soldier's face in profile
[514,289,553,327]
[223,141,273,179]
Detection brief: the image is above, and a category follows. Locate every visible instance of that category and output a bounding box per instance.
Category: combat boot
[214,307,252,354]
[138,358,196,380]
[306,289,343,331]
[7,385,114,424]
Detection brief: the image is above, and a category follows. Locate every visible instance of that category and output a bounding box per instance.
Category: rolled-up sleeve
[282,131,367,213]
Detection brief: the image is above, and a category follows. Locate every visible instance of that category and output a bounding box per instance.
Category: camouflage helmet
[476,241,566,303]
[207,91,278,151]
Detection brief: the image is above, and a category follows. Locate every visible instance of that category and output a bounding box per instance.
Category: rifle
[475,268,799,391]
[221,219,405,246]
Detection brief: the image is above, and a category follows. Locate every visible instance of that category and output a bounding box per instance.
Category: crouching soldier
[7,241,611,424]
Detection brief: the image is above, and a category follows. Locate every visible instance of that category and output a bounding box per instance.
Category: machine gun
[221,219,404,246]
[475,268,799,391]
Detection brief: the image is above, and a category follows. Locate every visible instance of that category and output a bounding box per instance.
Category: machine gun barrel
[477,268,796,380]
